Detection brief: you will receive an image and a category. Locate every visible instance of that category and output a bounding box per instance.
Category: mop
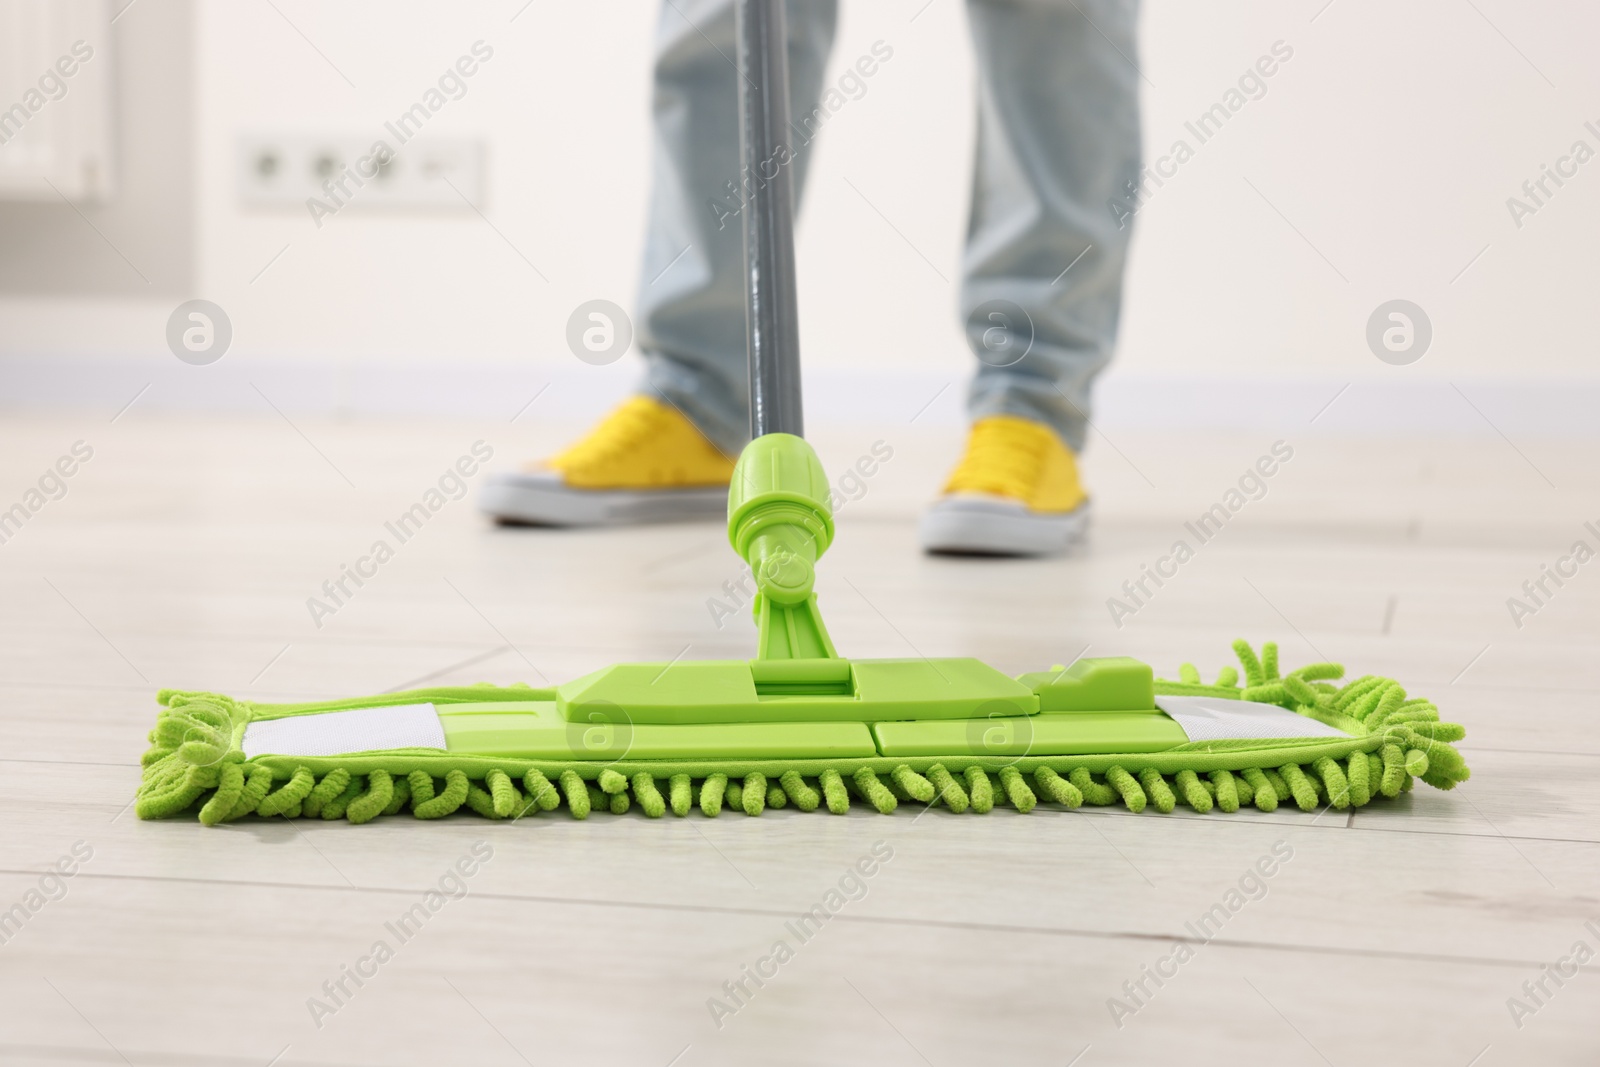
[136,0,1468,825]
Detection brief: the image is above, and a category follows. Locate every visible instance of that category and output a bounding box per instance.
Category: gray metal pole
[736,0,804,439]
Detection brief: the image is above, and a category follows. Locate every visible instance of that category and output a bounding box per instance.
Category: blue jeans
[636,0,1141,455]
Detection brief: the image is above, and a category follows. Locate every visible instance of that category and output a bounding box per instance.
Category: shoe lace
[551,397,666,470]
[946,419,1048,498]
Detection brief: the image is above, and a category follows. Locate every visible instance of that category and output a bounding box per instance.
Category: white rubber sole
[919,494,1090,557]
[478,471,727,527]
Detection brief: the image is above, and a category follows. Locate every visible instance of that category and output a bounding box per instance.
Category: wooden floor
[0,412,1595,1066]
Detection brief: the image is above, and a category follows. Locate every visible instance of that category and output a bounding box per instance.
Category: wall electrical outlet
[237,135,485,211]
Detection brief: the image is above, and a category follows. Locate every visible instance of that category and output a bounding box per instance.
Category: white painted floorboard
[0,414,1595,1066]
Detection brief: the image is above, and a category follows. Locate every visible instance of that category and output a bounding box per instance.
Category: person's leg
[920,0,1139,554]
[480,1,837,526]
[637,0,839,455]
[959,0,1141,453]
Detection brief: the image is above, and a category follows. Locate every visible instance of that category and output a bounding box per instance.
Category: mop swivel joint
[753,544,812,605]
[727,433,838,659]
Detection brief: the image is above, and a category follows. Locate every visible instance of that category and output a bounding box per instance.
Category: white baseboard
[2,354,1596,438]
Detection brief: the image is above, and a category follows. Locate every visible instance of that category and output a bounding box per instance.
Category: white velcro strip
[1155,695,1350,743]
[242,703,446,758]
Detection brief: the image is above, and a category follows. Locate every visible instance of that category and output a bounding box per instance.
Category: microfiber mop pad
[135,639,1468,824]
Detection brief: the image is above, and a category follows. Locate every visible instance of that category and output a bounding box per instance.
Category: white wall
[1,0,1597,414]
[1122,0,1600,383]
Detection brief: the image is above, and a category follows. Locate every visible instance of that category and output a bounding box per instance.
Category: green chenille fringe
[136,640,1470,825]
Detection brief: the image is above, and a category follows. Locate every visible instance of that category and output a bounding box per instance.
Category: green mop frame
[133,0,1469,826]
[136,642,1469,825]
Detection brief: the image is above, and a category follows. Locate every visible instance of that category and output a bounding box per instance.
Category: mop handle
[737,0,804,439]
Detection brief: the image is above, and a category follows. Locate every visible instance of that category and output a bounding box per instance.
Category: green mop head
[136,437,1469,824]
[137,638,1468,824]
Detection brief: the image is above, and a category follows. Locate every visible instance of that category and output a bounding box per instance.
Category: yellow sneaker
[919,415,1090,556]
[479,396,735,526]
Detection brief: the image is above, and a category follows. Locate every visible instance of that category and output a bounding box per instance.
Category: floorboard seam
[0,866,1562,971]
